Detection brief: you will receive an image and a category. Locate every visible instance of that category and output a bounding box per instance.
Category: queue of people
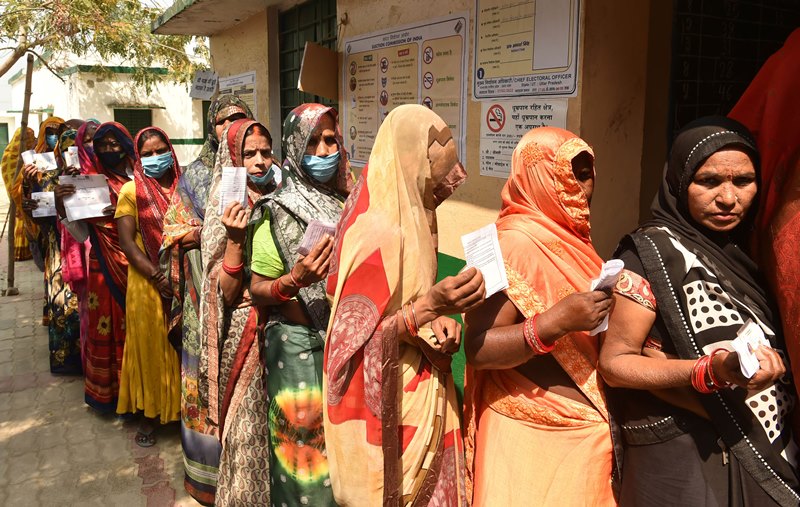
[0,43,798,506]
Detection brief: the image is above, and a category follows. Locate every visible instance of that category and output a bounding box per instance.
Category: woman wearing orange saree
[0,127,36,261]
[324,105,485,506]
[463,127,615,506]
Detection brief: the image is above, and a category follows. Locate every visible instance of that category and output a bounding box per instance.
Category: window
[0,123,8,159]
[279,0,338,123]
[202,100,212,140]
[113,109,153,137]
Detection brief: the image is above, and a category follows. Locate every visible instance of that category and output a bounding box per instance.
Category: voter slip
[731,319,770,378]
[588,259,625,335]
[461,223,508,299]
[297,220,337,256]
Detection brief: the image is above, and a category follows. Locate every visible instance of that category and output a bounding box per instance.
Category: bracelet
[401,302,419,338]
[289,267,309,288]
[270,277,292,302]
[222,261,244,276]
[691,355,717,394]
[707,348,730,390]
[149,270,160,281]
[522,314,554,355]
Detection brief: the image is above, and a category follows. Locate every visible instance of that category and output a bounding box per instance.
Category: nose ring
[735,195,740,203]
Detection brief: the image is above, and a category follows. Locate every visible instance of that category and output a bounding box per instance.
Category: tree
[0,0,207,88]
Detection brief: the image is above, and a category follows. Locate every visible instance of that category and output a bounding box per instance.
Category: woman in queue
[598,116,800,505]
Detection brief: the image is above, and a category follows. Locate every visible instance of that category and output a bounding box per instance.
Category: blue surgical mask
[248,163,278,187]
[141,152,174,178]
[301,151,340,183]
[46,134,58,149]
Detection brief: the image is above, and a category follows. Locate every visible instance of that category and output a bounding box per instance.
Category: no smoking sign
[486,104,505,133]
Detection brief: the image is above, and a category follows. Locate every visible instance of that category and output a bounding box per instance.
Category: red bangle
[270,277,292,302]
[691,355,716,394]
[522,314,554,355]
[402,303,419,337]
[707,348,730,389]
[289,267,308,288]
[222,261,243,276]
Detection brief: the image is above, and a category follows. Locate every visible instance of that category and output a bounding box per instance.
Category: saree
[161,95,251,505]
[37,130,82,375]
[610,117,800,506]
[1,127,35,261]
[249,103,351,506]
[199,119,272,506]
[115,127,181,424]
[82,122,134,412]
[729,28,800,428]
[324,104,467,506]
[463,127,614,506]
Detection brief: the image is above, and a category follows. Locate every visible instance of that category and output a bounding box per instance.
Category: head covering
[75,120,100,174]
[324,105,467,506]
[132,127,181,267]
[1,127,36,261]
[34,116,65,153]
[53,129,77,170]
[91,122,136,198]
[179,94,254,220]
[250,103,352,331]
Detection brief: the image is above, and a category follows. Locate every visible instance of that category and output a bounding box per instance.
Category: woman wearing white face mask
[115,126,182,447]
[248,103,353,506]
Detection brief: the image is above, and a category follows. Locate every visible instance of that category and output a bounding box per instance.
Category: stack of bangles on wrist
[691,348,730,393]
[222,261,243,276]
[289,267,309,288]
[401,302,420,338]
[271,276,293,302]
[522,314,554,355]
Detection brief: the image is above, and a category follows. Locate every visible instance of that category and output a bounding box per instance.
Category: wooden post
[4,53,34,296]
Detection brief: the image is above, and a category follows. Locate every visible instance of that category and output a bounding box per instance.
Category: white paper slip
[65,146,80,169]
[731,319,770,378]
[297,220,337,256]
[461,223,509,299]
[58,174,112,222]
[589,259,625,335]
[34,152,58,171]
[219,167,248,214]
[30,192,57,218]
[21,150,35,166]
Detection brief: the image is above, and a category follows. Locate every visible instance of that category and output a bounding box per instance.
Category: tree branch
[26,48,66,83]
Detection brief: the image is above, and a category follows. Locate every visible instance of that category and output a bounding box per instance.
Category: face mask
[301,151,340,183]
[46,134,58,149]
[141,152,174,179]
[97,150,126,168]
[248,163,278,187]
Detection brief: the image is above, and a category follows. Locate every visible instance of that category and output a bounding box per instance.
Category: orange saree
[464,127,615,506]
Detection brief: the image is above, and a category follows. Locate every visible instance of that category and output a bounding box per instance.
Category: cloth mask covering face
[84,144,95,160]
[301,151,340,183]
[46,134,58,150]
[141,152,174,179]
[97,150,127,168]
[248,162,278,187]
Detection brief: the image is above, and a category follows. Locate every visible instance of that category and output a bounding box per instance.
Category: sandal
[135,426,156,447]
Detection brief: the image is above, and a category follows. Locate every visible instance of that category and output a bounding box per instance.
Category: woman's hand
[419,267,485,319]
[430,316,462,354]
[22,163,38,183]
[21,198,38,214]
[290,235,333,286]
[150,270,173,299]
[54,183,76,219]
[539,290,613,338]
[222,202,249,245]
[712,347,786,391]
[64,165,81,176]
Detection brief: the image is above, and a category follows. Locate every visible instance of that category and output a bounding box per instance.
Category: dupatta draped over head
[1,127,36,260]
[324,104,467,506]
[620,116,800,505]
[34,116,65,153]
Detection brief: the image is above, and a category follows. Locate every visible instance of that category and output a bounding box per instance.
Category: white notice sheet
[297,220,337,256]
[58,175,112,222]
[589,259,625,335]
[31,192,57,218]
[461,223,508,298]
[219,167,248,214]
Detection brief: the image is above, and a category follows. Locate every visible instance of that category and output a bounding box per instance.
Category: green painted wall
[436,252,467,399]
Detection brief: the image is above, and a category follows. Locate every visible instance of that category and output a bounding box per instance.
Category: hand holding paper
[219,167,248,214]
[588,259,625,335]
[731,319,771,378]
[31,192,57,218]
[297,220,337,256]
[58,175,112,222]
[461,223,508,299]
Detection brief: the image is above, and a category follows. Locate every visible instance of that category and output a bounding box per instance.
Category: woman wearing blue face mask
[115,127,182,447]
[248,103,353,506]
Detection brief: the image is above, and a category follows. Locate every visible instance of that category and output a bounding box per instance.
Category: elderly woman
[598,116,800,505]
[199,118,277,506]
[324,104,485,506]
[160,94,252,505]
[463,127,615,506]
[248,103,352,506]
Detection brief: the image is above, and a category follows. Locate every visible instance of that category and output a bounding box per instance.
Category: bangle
[402,303,419,338]
[522,314,554,355]
[270,277,292,302]
[222,261,244,276]
[707,348,730,390]
[289,267,309,288]
[691,355,717,394]
[149,270,160,281]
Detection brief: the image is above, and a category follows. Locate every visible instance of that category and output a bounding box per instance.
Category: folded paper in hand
[31,192,57,218]
[65,146,80,169]
[731,319,770,378]
[58,175,112,222]
[461,223,508,299]
[24,151,58,171]
[219,167,248,214]
[589,259,625,335]
[297,220,337,256]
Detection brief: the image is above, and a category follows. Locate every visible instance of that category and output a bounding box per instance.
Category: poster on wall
[473,0,580,99]
[342,12,469,166]
[190,70,218,100]
[479,98,568,178]
[219,71,257,118]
